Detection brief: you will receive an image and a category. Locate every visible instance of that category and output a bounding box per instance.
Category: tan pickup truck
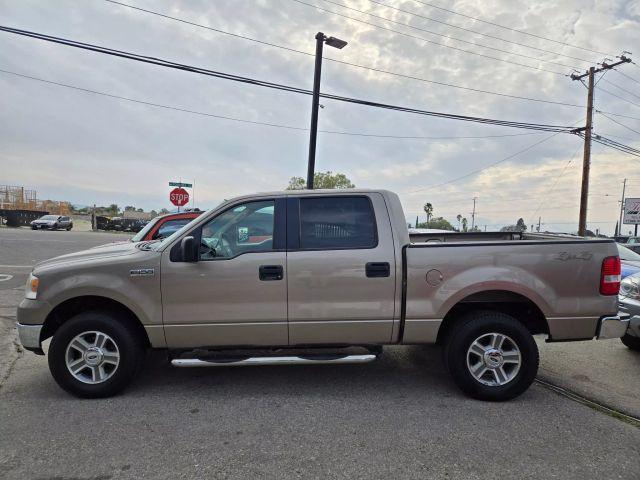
[17,189,627,400]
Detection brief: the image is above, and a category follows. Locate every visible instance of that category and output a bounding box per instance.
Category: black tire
[51,224,58,230]
[621,333,640,351]
[48,311,145,398]
[444,310,539,401]
[66,225,72,231]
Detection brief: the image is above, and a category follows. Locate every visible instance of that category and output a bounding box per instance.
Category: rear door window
[299,197,377,250]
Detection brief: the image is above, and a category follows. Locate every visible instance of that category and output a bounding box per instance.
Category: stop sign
[169,187,189,207]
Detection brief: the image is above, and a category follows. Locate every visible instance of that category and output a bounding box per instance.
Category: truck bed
[402,234,619,343]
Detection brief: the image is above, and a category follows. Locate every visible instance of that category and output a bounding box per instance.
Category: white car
[618,272,640,351]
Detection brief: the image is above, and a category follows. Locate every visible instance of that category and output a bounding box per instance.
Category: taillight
[600,256,621,295]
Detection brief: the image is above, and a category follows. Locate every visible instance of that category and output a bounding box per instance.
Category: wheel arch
[436,289,549,345]
[41,295,150,348]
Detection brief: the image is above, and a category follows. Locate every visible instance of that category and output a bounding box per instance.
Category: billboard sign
[623,198,640,225]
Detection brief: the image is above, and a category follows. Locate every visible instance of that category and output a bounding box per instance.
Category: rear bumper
[596,313,630,339]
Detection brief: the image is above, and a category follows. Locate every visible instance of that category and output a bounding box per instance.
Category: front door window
[200,200,275,260]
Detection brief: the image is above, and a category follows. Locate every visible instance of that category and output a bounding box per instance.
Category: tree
[456,214,462,231]
[286,171,355,190]
[108,204,118,215]
[501,218,528,233]
[417,217,455,231]
[461,217,468,232]
[423,202,433,223]
[159,208,170,214]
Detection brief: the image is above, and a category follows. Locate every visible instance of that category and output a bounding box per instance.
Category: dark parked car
[30,215,73,231]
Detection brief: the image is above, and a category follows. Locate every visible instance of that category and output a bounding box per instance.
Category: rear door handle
[259,265,284,281]
[366,262,390,278]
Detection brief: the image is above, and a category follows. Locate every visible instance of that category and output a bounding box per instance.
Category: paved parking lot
[0,227,638,479]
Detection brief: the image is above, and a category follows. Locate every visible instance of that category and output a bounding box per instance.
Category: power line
[584,133,640,159]
[290,0,567,75]
[363,0,594,65]
[598,112,640,136]
[405,129,576,193]
[405,0,614,57]
[596,110,640,121]
[0,25,579,133]
[615,68,640,86]
[601,78,640,101]
[104,0,587,109]
[597,85,640,108]
[103,0,315,58]
[319,0,582,70]
[530,144,582,219]
[0,68,549,140]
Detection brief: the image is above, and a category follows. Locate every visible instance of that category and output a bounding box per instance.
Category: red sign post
[169,187,190,207]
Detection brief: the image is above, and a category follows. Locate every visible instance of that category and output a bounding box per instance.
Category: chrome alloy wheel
[466,333,521,386]
[65,331,120,384]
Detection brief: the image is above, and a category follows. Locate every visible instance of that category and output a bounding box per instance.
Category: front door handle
[259,265,284,281]
[366,262,390,278]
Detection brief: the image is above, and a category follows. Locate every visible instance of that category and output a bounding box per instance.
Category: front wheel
[621,333,640,351]
[66,225,72,231]
[445,310,539,401]
[48,311,145,398]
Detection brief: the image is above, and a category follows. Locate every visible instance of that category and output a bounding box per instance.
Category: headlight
[619,276,640,300]
[25,273,39,300]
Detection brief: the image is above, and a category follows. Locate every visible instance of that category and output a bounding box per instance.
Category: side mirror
[180,236,198,262]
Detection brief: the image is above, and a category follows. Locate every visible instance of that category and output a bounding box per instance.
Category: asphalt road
[0,227,638,479]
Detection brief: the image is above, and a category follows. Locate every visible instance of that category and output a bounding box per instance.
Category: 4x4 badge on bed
[130,268,155,276]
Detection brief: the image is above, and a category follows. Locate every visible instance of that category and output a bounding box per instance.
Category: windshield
[39,215,58,220]
[131,217,159,242]
[618,244,640,262]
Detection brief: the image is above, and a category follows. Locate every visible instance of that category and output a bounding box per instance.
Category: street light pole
[306,32,347,190]
[307,33,325,190]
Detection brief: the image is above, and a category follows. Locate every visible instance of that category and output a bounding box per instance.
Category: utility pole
[537,216,541,232]
[306,33,347,189]
[471,197,477,230]
[571,55,632,236]
[617,178,627,237]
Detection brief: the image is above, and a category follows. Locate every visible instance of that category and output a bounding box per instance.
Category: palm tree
[456,214,462,231]
[423,202,433,223]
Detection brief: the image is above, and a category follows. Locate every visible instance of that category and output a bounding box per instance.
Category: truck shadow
[129,345,456,399]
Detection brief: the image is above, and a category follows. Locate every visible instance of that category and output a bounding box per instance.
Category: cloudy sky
[1,0,639,234]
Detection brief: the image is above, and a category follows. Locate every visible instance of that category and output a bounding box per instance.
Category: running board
[171,354,377,368]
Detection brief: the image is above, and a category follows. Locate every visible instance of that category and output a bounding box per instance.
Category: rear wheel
[48,311,145,398]
[621,333,640,351]
[445,310,539,401]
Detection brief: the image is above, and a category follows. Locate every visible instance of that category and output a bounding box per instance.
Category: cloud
[0,0,638,234]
